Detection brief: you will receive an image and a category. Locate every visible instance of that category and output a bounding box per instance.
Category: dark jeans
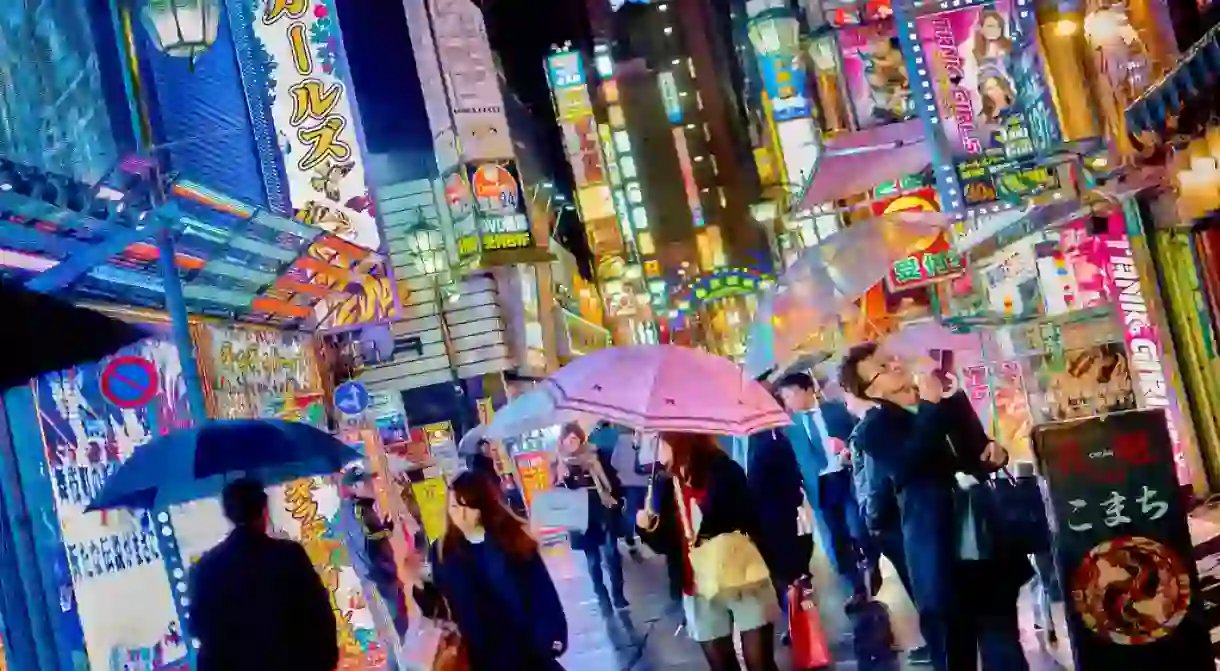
[920,562,1028,671]
[621,486,648,545]
[816,470,878,596]
[583,532,626,603]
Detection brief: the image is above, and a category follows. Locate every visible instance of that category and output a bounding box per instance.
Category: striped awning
[1126,23,1220,139]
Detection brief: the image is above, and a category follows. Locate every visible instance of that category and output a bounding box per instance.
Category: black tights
[699,624,779,671]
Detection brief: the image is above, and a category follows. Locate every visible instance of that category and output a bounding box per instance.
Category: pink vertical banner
[1089,221,1191,486]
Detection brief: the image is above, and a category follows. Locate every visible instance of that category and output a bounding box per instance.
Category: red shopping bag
[788,577,831,670]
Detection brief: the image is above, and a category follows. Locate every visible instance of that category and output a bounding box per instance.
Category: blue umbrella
[86,419,362,511]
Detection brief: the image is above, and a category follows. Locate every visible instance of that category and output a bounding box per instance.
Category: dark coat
[637,450,765,595]
[853,391,1030,615]
[562,449,624,551]
[746,429,809,585]
[188,528,338,671]
[416,537,567,670]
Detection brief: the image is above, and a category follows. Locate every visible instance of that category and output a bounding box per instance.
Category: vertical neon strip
[892,2,962,214]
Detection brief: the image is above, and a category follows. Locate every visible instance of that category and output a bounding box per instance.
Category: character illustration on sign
[297,201,356,238]
[1083,0,1152,100]
[1071,535,1192,644]
[311,160,355,202]
[858,33,913,124]
[976,66,1016,146]
[972,10,1013,62]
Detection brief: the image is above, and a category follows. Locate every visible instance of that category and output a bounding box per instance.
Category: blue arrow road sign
[334,381,370,416]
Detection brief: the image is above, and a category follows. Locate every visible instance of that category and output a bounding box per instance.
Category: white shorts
[681,583,781,642]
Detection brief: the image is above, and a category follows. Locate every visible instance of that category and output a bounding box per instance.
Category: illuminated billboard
[671,128,705,228]
[759,54,813,122]
[915,0,1060,205]
[429,0,515,161]
[562,116,607,186]
[547,51,585,89]
[463,161,534,254]
[252,0,379,251]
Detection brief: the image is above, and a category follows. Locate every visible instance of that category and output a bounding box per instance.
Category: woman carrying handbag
[409,472,568,671]
[636,432,781,671]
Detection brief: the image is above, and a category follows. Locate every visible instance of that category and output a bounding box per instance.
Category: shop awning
[0,157,381,329]
[796,119,932,210]
[1126,23,1220,141]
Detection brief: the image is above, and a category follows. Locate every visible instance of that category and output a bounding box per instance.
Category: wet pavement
[547,540,1075,670]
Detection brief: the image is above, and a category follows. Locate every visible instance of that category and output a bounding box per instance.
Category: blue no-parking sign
[334,381,370,416]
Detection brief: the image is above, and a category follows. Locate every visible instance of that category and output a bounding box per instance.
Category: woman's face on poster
[981,15,1004,41]
[983,77,1011,107]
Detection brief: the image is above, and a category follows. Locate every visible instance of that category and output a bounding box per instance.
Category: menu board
[1033,410,1211,668]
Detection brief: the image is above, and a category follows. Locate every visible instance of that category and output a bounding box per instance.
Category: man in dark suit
[840,343,1026,671]
[777,372,880,610]
[188,478,339,671]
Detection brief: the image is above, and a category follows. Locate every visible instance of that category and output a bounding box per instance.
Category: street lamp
[141,0,221,67]
[402,220,447,277]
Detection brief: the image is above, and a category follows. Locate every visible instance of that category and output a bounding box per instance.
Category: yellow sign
[482,231,532,251]
[411,477,448,543]
[882,194,937,214]
[514,453,552,510]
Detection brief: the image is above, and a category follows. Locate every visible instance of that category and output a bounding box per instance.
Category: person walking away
[557,422,629,609]
[776,372,881,611]
[845,394,932,665]
[340,469,411,638]
[409,472,568,670]
[610,428,651,555]
[743,427,809,633]
[637,432,781,671]
[188,477,338,671]
[840,343,1030,671]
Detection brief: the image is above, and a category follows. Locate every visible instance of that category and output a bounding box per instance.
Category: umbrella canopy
[86,419,361,511]
[458,425,488,455]
[484,386,586,440]
[1,281,150,388]
[545,345,790,435]
[745,211,949,376]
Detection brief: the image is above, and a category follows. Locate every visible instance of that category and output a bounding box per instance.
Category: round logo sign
[100,356,159,409]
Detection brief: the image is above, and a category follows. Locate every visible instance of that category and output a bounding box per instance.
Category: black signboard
[1033,409,1211,670]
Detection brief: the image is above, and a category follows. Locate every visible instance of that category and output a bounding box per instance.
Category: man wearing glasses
[839,343,1026,671]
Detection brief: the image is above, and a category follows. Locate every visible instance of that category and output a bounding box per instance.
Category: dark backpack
[849,600,898,668]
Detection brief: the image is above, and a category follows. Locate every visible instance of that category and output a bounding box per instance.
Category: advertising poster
[1033,411,1212,669]
[837,20,914,128]
[561,116,607,187]
[198,325,384,669]
[514,452,552,510]
[249,0,379,251]
[32,337,192,669]
[963,361,1034,459]
[428,0,514,161]
[467,162,534,253]
[759,54,813,122]
[410,477,448,543]
[916,0,1060,205]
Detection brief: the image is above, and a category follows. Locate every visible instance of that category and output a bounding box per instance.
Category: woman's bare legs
[740,624,779,671]
[699,636,741,671]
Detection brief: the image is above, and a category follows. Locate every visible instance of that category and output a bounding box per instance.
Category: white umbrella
[485,386,586,440]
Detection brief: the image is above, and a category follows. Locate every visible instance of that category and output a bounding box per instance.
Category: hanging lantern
[141,0,221,66]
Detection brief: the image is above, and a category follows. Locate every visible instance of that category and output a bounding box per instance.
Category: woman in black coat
[411,472,568,670]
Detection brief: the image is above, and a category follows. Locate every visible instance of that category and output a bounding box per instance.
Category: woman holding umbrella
[636,432,779,671]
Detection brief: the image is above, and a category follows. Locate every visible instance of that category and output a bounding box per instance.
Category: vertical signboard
[251,0,380,251]
[401,0,459,171]
[1033,410,1211,669]
[428,0,514,161]
[468,162,533,252]
[914,0,1061,206]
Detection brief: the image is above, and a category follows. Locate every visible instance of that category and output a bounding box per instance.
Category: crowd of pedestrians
[183,341,1041,671]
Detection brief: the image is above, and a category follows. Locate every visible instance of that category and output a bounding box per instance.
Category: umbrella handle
[643,433,659,516]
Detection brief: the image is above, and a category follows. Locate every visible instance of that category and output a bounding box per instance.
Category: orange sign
[514,453,552,510]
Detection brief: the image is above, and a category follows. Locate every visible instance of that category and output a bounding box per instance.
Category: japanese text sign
[886,233,966,291]
[253,0,379,251]
[1033,410,1211,668]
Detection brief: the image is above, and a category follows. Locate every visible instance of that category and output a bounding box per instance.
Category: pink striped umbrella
[543,345,792,436]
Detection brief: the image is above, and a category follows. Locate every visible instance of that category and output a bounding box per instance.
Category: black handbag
[986,472,1052,555]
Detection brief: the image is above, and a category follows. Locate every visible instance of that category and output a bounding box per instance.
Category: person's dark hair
[839,342,881,400]
[441,471,537,562]
[222,477,268,528]
[658,432,723,490]
[775,372,815,392]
